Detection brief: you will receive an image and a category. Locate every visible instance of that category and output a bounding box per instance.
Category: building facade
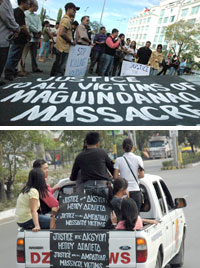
[126,0,200,50]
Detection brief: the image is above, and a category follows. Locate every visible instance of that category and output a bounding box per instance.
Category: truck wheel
[170,235,185,267]
[155,251,162,268]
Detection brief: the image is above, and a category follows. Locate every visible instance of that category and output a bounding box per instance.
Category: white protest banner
[120,61,150,76]
[65,45,91,77]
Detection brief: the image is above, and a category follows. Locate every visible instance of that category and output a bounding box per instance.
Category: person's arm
[0,1,19,32]
[70,157,80,181]
[113,169,120,179]
[142,218,158,225]
[105,153,114,175]
[30,198,40,232]
[106,37,120,49]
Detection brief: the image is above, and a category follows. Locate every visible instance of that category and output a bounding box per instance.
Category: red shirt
[106,35,120,49]
[41,180,59,208]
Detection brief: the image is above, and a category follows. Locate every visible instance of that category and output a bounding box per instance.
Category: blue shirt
[93,32,107,53]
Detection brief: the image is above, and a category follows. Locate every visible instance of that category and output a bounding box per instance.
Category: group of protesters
[0,0,189,87]
[15,131,157,232]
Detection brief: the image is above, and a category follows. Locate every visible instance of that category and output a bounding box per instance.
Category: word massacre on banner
[65,45,91,77]
[121,61,150,76]
[1,76,200,126]
[50,193,111,268]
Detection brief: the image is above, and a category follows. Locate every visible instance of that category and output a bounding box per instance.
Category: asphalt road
[0,159,199,267]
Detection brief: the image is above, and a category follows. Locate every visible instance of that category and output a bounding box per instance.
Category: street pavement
[0,159,200,267]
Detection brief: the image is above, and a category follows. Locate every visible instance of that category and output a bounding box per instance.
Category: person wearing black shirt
[70,132,114,198]
[4,0,31,81]
[137,41,152,65]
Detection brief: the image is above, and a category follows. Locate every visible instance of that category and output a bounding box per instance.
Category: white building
[126,0,200,50]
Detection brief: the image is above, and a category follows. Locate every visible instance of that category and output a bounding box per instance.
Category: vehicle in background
[148,136,172,159]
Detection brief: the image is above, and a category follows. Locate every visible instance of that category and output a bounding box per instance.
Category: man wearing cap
[50,2,79,76]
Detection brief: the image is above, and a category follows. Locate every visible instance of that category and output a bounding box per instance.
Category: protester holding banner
[0,0,19,86]
[137,41,152,65]
[148,44,163,75]
[18,0,42,74]
[4,0,31,81]
[50,2,79,76]
[113,138,144,212]
[89,26,107,74]
[124,40,137,62]
[98,28,120,76]
[70,132,114,198]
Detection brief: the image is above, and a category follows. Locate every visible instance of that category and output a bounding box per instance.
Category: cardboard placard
[56,193,112,229]
[65,45,91,77]
[50,230,109,268]
[120,61,150,76]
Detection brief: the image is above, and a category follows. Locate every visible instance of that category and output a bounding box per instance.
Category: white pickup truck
[16,174,187,268]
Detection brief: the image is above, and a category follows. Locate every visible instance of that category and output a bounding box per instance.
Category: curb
[0,208,16,221]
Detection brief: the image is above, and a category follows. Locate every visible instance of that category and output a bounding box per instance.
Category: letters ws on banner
[120,61,150,76]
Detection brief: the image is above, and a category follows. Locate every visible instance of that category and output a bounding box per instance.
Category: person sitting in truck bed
[110,177,158,229]
[70,131,114,199]
[15,168,56,231]
[32,159,59,214]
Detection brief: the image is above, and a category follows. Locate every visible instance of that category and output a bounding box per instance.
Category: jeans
[17,214,50,229]
[169,67,176,76]
[50,50,68,76]
[179,68,184,75]
[99,53,114,76]
[83,180,109,199]
[39,41,50,58]
[4,43,25,77]
[89,50,102,73]
[129,191,142,213]
[150,68,158,75]
[0,47,9,78]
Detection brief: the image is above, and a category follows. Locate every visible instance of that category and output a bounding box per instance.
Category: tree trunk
[0,142,6,201]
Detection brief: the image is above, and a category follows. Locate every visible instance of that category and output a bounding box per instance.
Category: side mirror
[174,198,187,208]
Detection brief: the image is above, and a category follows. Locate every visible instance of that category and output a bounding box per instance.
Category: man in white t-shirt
[113,138,144,212]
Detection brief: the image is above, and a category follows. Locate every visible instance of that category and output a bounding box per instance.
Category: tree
[178,131,200,152]
[40,7,46,25]
[165,20,200,58]
[0,131,46,200]
[89,21,103,34]
[57,8,63,23]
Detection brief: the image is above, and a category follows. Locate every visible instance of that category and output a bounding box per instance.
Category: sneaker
[17,71,27,77]
[33,69,43,73]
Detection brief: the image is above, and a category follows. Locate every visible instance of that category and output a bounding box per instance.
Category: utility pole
[99,0,106,27]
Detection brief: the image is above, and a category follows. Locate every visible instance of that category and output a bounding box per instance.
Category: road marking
[0,219,16,226]
[183,195,189,198]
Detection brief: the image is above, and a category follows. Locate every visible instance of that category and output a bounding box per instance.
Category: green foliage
[165,20,200,58]
[178,131,200,152]
[89,21,103,34]
[57,8,63,23]
[162,160,174,167]
[182,152,200,165]
[40,7,46,24]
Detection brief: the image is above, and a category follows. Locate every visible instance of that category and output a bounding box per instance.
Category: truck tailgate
[109,231,136,267]
[25,231,50,268]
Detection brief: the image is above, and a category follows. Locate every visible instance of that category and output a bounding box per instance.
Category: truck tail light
[136,238,147,263]
[17,238,25,263]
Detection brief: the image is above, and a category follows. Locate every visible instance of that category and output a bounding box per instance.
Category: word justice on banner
[120,61,150,76]
[1,76,200,126]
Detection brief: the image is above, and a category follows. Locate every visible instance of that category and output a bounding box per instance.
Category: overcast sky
[10,0,160,33]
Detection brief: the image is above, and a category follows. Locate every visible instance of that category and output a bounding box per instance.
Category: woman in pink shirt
[111,197,157,230]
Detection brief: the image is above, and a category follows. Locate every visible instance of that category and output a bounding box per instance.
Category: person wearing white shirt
[113,138,144,212]
[124,41,137,62]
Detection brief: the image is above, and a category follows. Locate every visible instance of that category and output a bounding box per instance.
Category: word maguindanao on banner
[1,76,200,126]
[120,61,150,76]
[65,45,91,77]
